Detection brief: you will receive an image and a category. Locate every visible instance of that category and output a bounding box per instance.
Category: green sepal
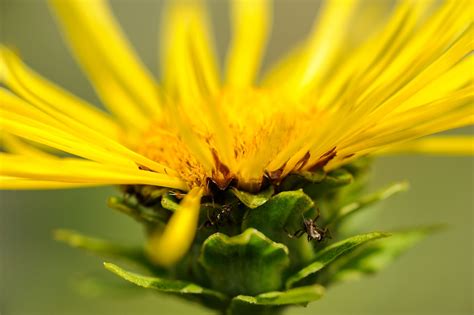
[230,185,274,209]
[330,181,409,224]
[241,190,317,267]
[326,226,442,284]
[107,196,169,224]
[286,232,389,288]
[279,169,326,191]
[160,193,180,212]
[54,229,147,266]
[302,169,353,199]
[228,285,325,315]
[242,190,315,241]
[104,262,229,309]
[124,185,168,202]
[199,228,290,296]
[295,169,327,183]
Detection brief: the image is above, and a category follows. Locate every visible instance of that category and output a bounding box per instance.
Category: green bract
[56,162,439,314]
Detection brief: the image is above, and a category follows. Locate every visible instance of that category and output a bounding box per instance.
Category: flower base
[55,160,438,314]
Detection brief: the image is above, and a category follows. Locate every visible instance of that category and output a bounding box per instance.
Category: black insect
[201,203,236,229]
[286,209,330,242]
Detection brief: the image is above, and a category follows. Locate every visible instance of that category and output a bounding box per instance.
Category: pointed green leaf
[72,272,142,298]
[107,196,169,224]
[230,186,274,209]
[330,181,409,223]
[327,226,441,284]
[286,232,389,288]
[228,285,324,315]
[232,284,325,306]
[104,262,229,308]
[199,228,290,296]
[54,229,145,263]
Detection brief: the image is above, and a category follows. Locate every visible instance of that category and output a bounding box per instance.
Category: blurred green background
[1,0,472,314]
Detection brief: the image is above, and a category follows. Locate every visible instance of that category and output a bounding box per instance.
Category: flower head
[0,0,472,267]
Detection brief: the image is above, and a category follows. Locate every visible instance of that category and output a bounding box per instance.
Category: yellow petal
[287,0,359,98]
[313,0,423,110]
[377,136,474,156]
[0,89,178,176]
[0,176,101,190]
[160,1,234,170]
[0,133,55,159]
[48,0,161,129]
[146,187,203,266]
[0,108,133,166]
[262,44,306,88]
[0,154,188,190]
[0,48,120,138]
[160,0,220,102]
[225,0,271,88]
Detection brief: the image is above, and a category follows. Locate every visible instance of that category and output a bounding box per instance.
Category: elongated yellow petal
[360,24,472,123]
[344,1,433,107]
[395,55,473,113]
[288,0,358,98]
[225,0,271,88]
[0,48,120,138]
[160,1,235,171]
[146,187,203,266]
[377,136,474,156]
[0,133,54,159]
[334,110,473,163]
[1,89,178,176]
[0,87,65,130]
[0,176,101,190]
[160,0,220,102]
[364,88,473,140]
[296,2,473,172]
[0,154,188,190]
[48,0,161,128]
[262,44,306,88]
[0,109,134,166]
[314,0,424,110]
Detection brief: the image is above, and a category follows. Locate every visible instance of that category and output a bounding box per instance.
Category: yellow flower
[0,0,472,266]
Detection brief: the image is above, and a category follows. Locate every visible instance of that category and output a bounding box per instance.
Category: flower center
[137,88,316,193]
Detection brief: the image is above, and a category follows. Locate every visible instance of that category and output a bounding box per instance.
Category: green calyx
[55,159,440,315]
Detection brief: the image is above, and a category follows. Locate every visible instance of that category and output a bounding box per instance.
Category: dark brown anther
[295,151,311,171]
[137,164,152,171]
[310,147,337,171]
[265,161,287,184]
[210,149,234,190]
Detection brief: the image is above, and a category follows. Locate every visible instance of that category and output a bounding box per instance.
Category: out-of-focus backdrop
[0,1,472,314]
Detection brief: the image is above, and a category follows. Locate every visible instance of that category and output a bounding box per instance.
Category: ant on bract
[199,200,241,230]
[286,208,331,242]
